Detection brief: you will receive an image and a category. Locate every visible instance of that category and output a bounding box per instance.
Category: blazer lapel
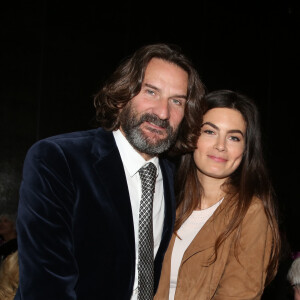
[157,159,176,253]
[182,200,228,263]
[91,128,135,252]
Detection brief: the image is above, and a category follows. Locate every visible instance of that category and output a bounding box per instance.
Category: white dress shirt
[113,130,165,299]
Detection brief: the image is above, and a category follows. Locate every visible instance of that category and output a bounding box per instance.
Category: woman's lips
[208,155,227,162]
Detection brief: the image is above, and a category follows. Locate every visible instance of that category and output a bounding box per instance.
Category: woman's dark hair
[93,43,206,153]
[175,89,281,285]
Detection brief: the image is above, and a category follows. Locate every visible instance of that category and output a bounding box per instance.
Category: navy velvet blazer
[15,128,176,300]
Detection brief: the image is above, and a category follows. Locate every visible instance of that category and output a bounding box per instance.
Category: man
[287,257,300,300]
[15,43,205,299]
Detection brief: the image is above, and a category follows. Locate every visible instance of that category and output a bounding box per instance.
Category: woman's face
[194,107,246,181]
[0,216,16,238]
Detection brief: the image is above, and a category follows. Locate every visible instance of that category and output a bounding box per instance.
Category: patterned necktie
[137,162,157,300]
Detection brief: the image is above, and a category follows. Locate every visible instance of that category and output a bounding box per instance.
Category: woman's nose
[214,138,226,152]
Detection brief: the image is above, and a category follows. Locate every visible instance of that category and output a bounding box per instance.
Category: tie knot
[139,163,157,190]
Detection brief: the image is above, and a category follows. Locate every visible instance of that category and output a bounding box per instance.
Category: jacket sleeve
[213,200,272,300]
[15,140,78,300]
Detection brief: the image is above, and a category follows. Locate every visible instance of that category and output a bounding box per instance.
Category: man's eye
[171,99,182,105]
[146,89,155,96]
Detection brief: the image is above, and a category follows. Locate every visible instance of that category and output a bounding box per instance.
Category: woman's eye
[229,136,241,142]
[203,129,214,135]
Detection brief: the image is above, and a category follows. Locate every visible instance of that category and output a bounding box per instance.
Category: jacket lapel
[160,159,176,243]
[182,200,228,263]
[91,128,135,252]
[153,158,176,291]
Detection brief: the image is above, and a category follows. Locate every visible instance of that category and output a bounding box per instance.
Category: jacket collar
[182,199,230,262]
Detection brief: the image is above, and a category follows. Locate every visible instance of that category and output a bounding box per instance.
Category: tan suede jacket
[154,197,273,300]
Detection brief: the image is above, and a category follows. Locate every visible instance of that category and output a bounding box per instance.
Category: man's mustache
[137,113,171,130]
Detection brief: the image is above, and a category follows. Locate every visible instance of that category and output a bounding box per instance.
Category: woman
[0,251,19,300]
[0,213,17,266]
[155,90,281,299]
[0,214,17,246]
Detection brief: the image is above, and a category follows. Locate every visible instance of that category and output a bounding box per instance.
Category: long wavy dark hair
[175,89,281,285]
[93,43,206,153]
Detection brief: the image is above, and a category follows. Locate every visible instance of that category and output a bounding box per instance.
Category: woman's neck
[198,175,226,210]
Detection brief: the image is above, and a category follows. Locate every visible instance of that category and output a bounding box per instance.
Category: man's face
[119,58,188,160]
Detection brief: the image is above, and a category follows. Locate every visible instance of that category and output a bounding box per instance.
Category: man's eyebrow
[201,122,245,136]
[144,83,187,99]
[144,83,160,92]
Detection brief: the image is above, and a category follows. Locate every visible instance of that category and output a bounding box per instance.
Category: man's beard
[119,103,180,156]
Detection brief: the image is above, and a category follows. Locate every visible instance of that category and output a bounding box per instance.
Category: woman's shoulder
[248,196,265,213]
[218,195,264,216]
[249,196,264,208]
[244,196,269,226]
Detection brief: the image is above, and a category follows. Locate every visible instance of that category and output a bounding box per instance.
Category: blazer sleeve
[15,140,78,300]
[213,199,272,300]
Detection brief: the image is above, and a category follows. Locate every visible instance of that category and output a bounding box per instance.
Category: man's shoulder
[26,128,113,159]
[32,127,111,148]
[44,128,98,144]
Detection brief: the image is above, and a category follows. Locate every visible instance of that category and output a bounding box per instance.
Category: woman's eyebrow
[201,122,218,130]
[201,122,244,136]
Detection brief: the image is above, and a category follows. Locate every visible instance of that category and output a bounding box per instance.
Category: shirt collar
[113,129,159,177]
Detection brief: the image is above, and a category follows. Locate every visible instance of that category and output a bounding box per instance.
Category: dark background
[1,1,299,298]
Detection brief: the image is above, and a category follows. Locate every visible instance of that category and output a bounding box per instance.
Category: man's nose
[152,98,170,120]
